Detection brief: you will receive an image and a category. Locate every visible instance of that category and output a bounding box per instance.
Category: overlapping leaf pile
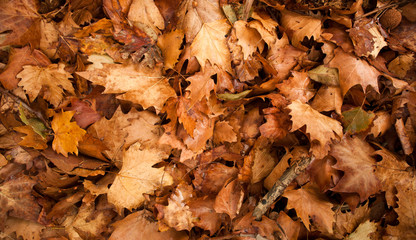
[0,0,415,239]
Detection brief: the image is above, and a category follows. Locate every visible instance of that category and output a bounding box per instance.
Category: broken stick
[253,155,314,220]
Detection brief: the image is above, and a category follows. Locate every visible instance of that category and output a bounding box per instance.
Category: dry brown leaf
[214,179,244,220]
[13,125,47,150]
[277,71,315,103]
[52,111,86,157]
[234,20,264,60]
[77,59,176,112]
[3,217,45,240]
[308,155,342,192]
[157,30,184,69]
[188,197,224,235]
[288,100,343,159]
[283,183,335,234]
[280,10,322,51]
[156,183,195,231]
[330,136,381,202]
[176,0,224,42]
[191,19,232,73]
[185,65,216,106]
[213,120,237,145]
[17,63,75,107]
[128,0,165,40]
[369,111,392,137]
[248,137,277,184]
[107,142,173,212]
[310,86,343,114]
[110,210,188,240]
[328,48,380,96]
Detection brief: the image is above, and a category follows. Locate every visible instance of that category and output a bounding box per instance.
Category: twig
[242,0,255,21]
[253,155,314,220]
[355,0,410,20]
[0,85,50,128]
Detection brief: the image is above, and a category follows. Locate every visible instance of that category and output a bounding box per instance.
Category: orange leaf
[52,111,86,157]
[14,125,47,150]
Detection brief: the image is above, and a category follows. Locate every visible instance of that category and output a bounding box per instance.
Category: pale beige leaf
[77,60,176,112]
[191,19,232,73]
[17,63,74,107]
[107,142,173,212]
[288,100,343,159]
[128,0,164,40]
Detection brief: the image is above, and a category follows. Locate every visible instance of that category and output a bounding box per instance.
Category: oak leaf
[107,142,173,212]
[328,48,380,96]
[283,183,335,234]
[288,100,343,159]
[77,60,176,112]
[14,125,47,150]
[52,111,86,157]
[0,46,50,90]
[0,176,41,224]
[191,19,232,73]
[17,63,75,107]
[330,136,381,202]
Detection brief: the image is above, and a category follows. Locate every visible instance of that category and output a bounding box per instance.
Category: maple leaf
[110,210,188,240]
[234,20,264,60]
[283,183,335,234]
[17,63,75,107]
[328,48,380,96]
[185,65,216,106]
[157,30,184,69]
[0,176,41,224]
[277,71,315,103]
[0,0,41,47]
[156,183,195,231]
[0,46,50,90]
[288,100,343,159]
[280,10,322,51]
[342,107,375,134]
[330,136,381,202]
[191,19,232,73]
[51,111,86,157]
[14,125,47,150]
[349,19,387,58]
[77,60,176,112]
[107,142,173,212]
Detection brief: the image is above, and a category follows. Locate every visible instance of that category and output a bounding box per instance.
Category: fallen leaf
[280,10,322,51]
[277,71,315,103]
[214,179,244,219]
[369,111,392,137]
[310,86,343,114]
[157,30,184,69]
[346,220,379,240]
[283,183,335,234]
[191,19,232,73]
[128,0,165,40]
[275,211,301,240]
[330,136,381,202]
[308,155,342,192]
[349,19,387,58]
[188,197,224,235]
[248,137,277,184]
[185,65,216,106]
[0,46,50,90]
[13,125,47,150]
[213,120,237,145]
[234,20,264,60]
[233,211,280,239]
[17,63,75,107]
[51,111,86,157]
[0,0,41,47]
[307,65,339,86]
[77,58,176,112]
[110,210,188,240]
[259,107,291,141]
[328,48,380,96]
[65,98,102,129]
[193,162,238,195]
[107,142,173,212]
[3,217,45,240]
[342,107,375,134]
[0,176,41,224]
[288,100,343,159]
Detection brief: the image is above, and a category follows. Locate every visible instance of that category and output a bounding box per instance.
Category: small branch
[253,155,314,220]
[355,0,410,20]
[242,0,255,21]
[0,85,50,128]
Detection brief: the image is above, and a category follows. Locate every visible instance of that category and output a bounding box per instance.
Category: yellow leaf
[14,125,47,150]
[52,111,86,157]
[107,142,173,212]
[191,19,232,73]
[17,63,75,107]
